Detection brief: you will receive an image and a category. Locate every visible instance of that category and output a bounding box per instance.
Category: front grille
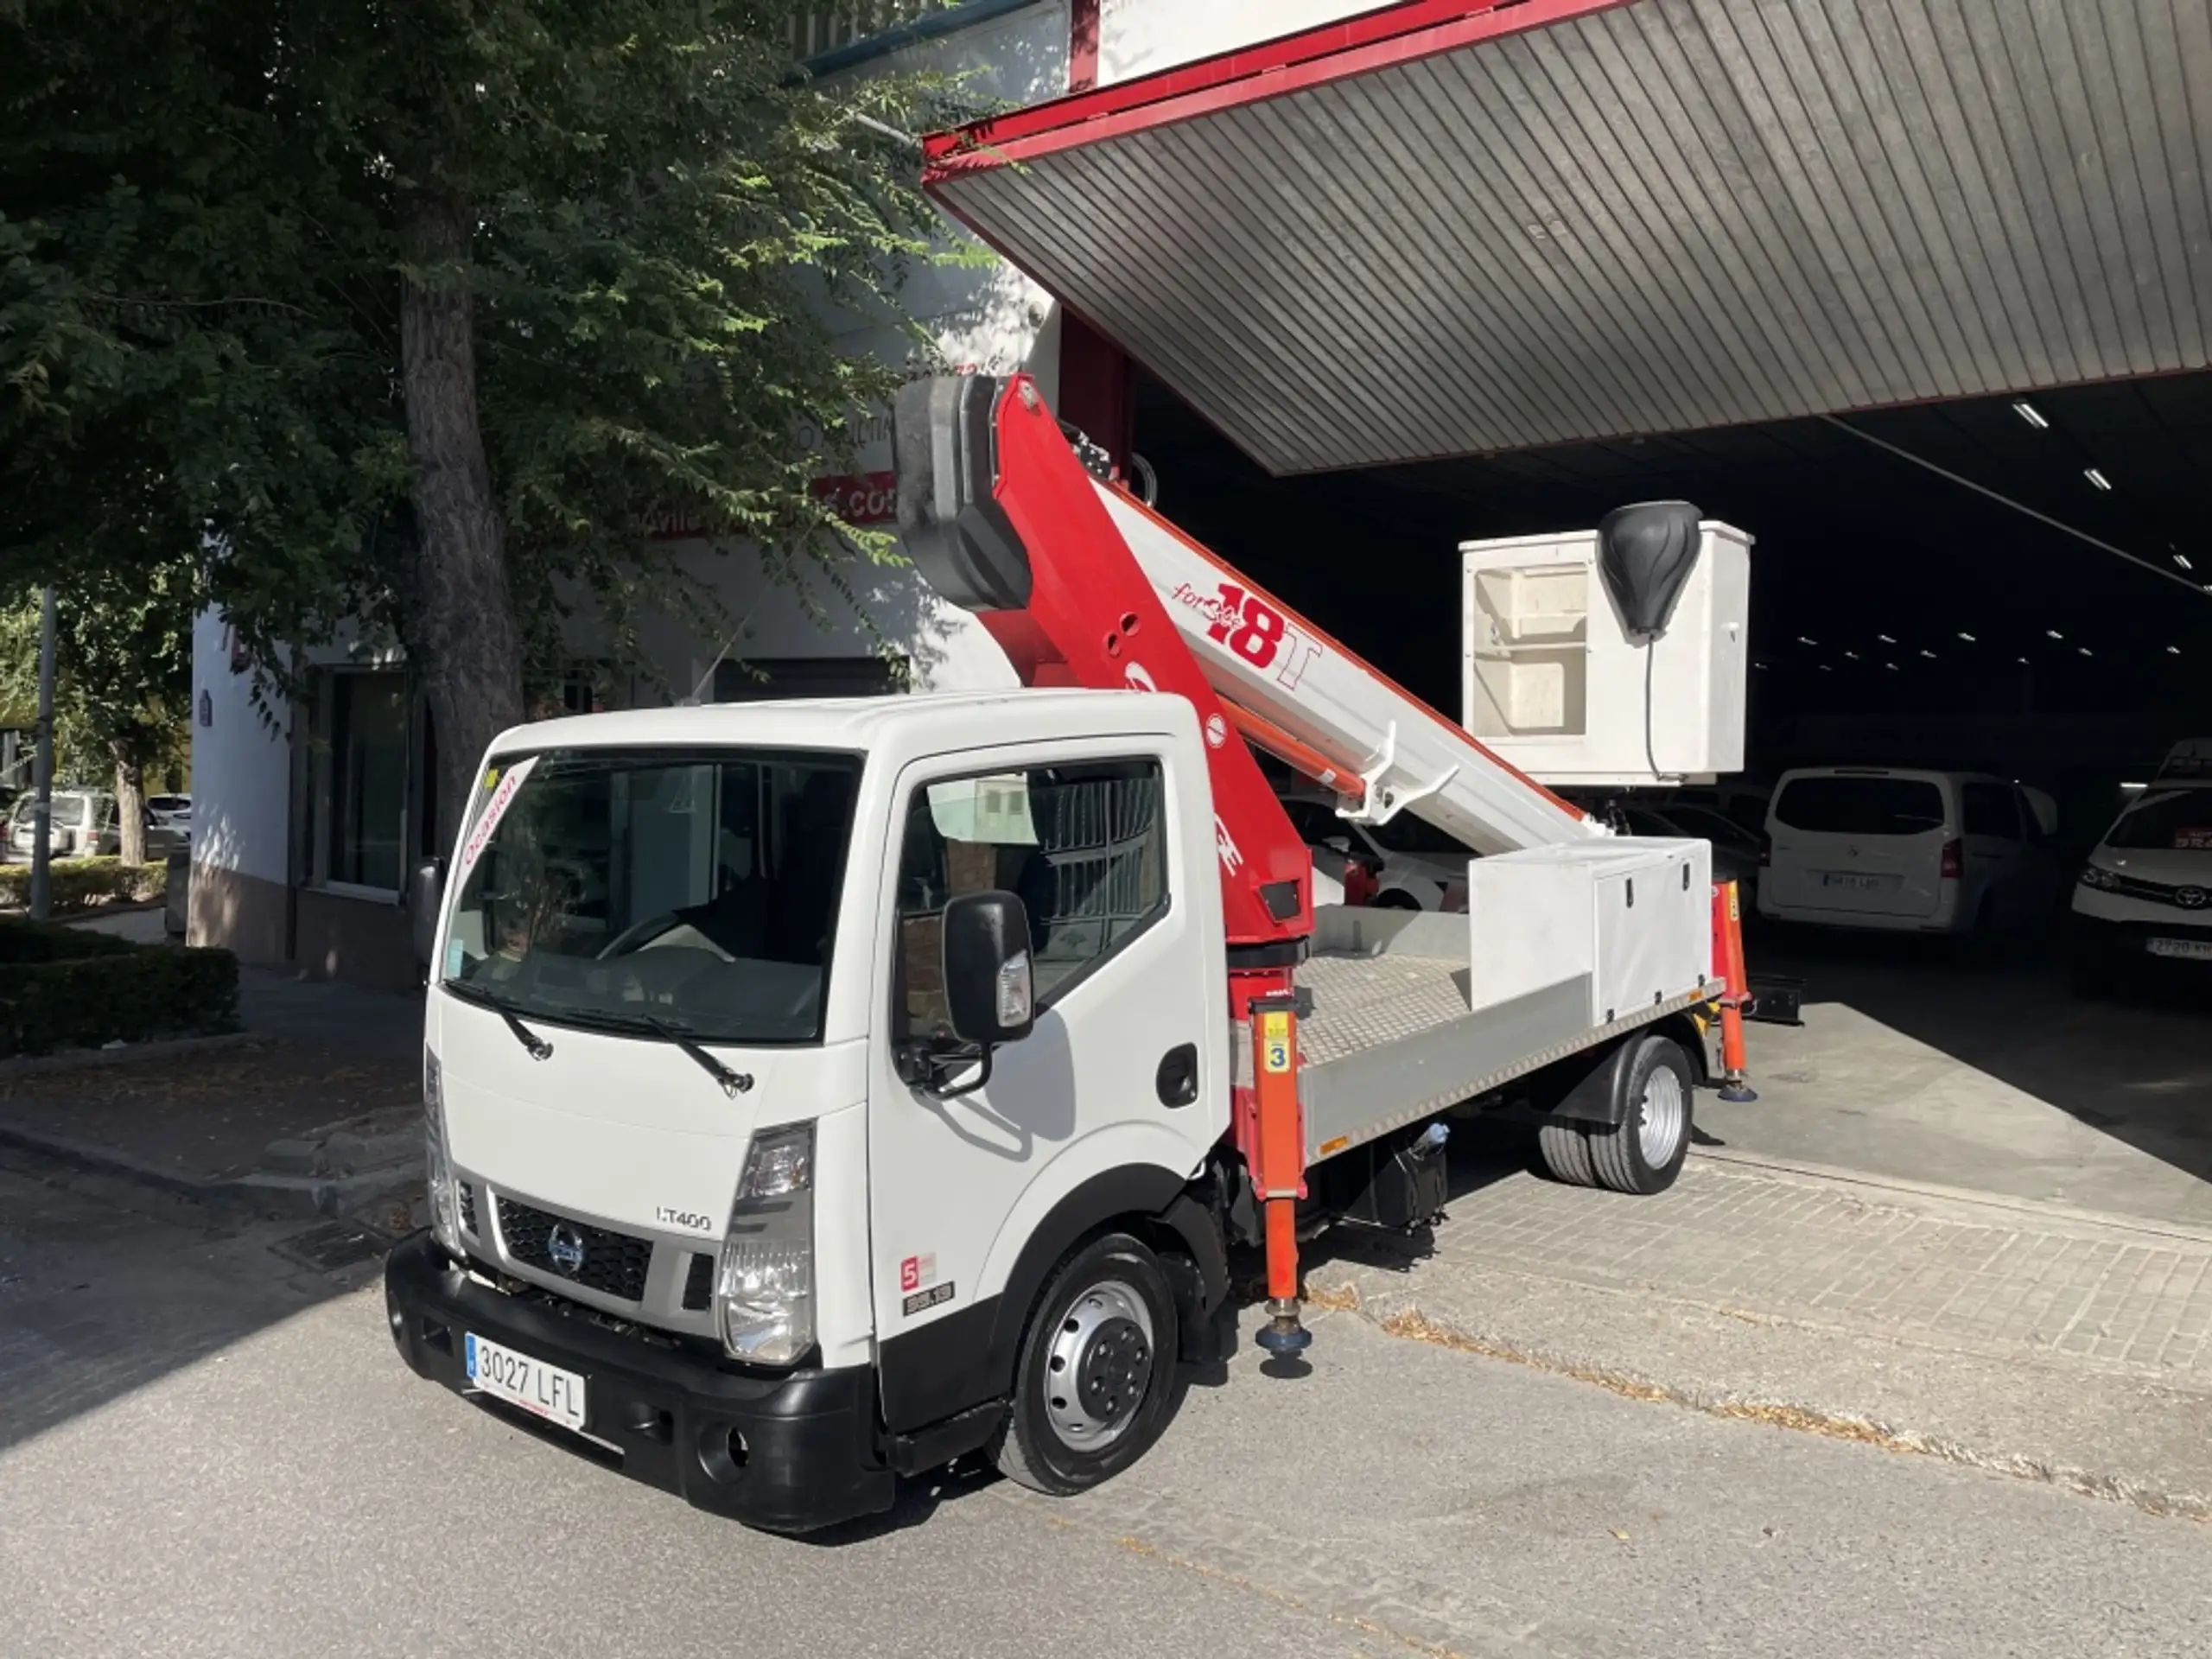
[457,1181,478,1236]
[495,1196,653,1302]
[682,1251,716,1311]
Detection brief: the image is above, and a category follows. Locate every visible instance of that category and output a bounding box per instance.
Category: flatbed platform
[1289,909,1711,1165]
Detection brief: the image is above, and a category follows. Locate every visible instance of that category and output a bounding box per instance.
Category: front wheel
[1585,1034,1694,1195]
[994,1232,1181,1496]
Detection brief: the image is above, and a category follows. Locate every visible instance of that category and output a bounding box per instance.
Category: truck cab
[389,689,1236,1532]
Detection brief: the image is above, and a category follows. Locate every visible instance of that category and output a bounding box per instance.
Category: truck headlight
[423,1048,465,1259]
[716,1122,815,1367]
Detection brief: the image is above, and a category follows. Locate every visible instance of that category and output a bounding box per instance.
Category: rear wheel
[994,1232,1180,1496]
[1586,1035,1694,1195]
[1536,1120,1598,1186]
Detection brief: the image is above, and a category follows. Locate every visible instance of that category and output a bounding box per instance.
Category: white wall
[1098,0,1386,84]
[188,606,291,886]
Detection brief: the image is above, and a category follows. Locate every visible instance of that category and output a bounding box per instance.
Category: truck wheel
[995,1232,1180,1497]
[1536,1120,1597,1186]
[1586,1035,1694,1196]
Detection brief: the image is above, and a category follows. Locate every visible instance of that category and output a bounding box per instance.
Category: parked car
[1758,766,2059,937]
[2071,783,2212,993]
[1661,780,1772,841]
[1279,791,1475,911]
[147,793,193,843]
[5,789,189,860]
[1605,800,1764,905]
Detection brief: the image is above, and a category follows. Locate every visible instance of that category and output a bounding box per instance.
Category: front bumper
[385,1233,893,1533]
[2070,912,2212,966]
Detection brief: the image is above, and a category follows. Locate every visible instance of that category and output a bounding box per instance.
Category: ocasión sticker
[456,755,540,884]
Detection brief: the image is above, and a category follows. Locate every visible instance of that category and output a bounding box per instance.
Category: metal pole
[29,584,55,920]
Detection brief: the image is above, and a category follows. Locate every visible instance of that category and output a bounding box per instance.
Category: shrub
[0,857,168,915]
[0,918,238,1057]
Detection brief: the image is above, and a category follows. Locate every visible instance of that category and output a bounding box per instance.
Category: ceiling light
[1956,632,1976,643]
[1797,635,1817,646]
[2013,401,2049,429]
[1877,633,1897,645]
[2046,629,2064,640]
[2085,467,2113,490]
[1919,648,1937,658]
[2169,645,2183,656]
[1884,662,1899,671]
[1818,664,1833,672]
[1844,650,1860,660]
[2078,646,2093,657]
[2017,656,2029,664]
[2176,554,2195,571]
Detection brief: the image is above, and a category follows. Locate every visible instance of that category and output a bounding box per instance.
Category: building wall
[186,607,293,966]
[1097,0,1384,83]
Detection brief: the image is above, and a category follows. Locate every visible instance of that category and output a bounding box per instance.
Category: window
[893,759,1169,1042]
[1962,783,2022,840]
[442,749,860,1046]
[323,672,409,890]
[1773,776,1946,836]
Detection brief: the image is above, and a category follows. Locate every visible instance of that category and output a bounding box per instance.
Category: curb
[0,1116,423,1221]
[1688,1141,2212,1249]
[0,1030,262,1079]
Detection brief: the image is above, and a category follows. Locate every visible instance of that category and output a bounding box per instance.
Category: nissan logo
[546,1224,588,1277]
[2177,887,2209,910]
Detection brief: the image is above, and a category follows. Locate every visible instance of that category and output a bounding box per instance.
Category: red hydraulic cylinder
[1710,880,1757,1103]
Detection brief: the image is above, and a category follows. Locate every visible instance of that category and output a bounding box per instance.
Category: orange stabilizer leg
[1714,880,1758,1103]
[1249,995,1312,1358]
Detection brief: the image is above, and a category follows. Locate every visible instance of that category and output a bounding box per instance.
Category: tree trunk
[397,191,527,855]
[111,739,145,865]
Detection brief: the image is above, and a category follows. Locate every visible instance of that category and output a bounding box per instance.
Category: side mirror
[941,889,1035,1047]
[408,857,446,970]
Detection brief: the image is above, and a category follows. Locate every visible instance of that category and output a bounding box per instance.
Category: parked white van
[1758,767,2057,937]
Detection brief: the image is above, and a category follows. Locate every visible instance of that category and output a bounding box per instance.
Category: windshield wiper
[640,1014,754,1098]
[444,980,554,1061]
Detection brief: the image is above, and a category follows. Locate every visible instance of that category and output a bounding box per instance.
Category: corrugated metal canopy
[925,0,2212,475]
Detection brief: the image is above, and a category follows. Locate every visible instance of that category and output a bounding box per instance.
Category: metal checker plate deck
[1296,951,1475,1067]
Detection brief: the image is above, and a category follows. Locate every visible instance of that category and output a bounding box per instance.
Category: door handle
[1155,1043,1199,1108]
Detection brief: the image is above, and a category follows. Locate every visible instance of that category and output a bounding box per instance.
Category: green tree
[0,565,194,862]
[2,0,944,844]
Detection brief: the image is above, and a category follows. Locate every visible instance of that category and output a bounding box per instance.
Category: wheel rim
[1637,1065,1687,1166]
[1043,1278,1155,1451]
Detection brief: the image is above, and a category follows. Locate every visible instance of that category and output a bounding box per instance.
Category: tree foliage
[2,0,948,841]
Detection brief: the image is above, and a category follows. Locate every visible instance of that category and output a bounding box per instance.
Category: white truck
[384,375,1751,1532]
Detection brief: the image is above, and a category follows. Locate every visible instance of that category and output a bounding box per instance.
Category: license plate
[465,1333,588,1433]
[1821,872,1886,891]
[2146,938,2212,962]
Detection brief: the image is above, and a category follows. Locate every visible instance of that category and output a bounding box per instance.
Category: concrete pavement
[7,1148,2212,1657]
[1709,928,2212,1229]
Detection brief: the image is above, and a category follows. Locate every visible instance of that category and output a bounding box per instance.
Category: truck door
[868,741,1223,1433]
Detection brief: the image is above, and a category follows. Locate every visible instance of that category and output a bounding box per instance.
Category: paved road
[5,1151,2212,1658]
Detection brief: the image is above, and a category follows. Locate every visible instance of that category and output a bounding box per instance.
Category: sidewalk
[0,966,424,1218]
[1312,1146,2212,1520]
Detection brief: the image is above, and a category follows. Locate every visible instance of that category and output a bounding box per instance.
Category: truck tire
[1536,1120,1597,1186]
[1586,1035,1694,1196]
[994,1231,1181,1497]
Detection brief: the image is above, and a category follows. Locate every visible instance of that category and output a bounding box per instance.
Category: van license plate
[1821,872,1885,891]
[466,1333,588,1433]
[2146,938,2212,962]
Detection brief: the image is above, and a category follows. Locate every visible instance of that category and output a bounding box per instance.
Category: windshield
[2106,788,2212,853]
[441,748,861,1046]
